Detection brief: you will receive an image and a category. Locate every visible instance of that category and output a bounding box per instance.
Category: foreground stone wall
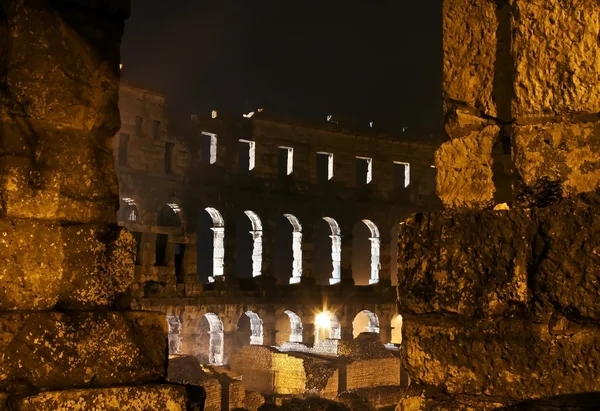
[398,0,600,409]
[0,1,201,409]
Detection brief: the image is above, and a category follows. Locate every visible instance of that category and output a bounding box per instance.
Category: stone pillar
[0,1,201,408]
[397,1,600,408]
[339,233,353,285]
[262,321,277,346]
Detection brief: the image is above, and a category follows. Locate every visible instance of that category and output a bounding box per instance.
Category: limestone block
[512,122,600,197]
[6,384,201,411]
[0,311,167,393]
[511,0,600,118]
[402,317,600,401]
[0,219,63,310]
[435,126,499,209]
[60,224,135,308]
[443,0,498,118]
[0,120,119,223]
[2,1,122,131]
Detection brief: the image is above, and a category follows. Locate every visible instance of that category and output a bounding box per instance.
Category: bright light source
[243,111,255,118]
[430,164,436,168]
[257,108,264,113]
[119,63,123,70]
[369,121,373,128]
[315,312,331,330]
[167,203,181,213]
[327,115,332,121]
[211,110,217,119]
[122,197,136,205]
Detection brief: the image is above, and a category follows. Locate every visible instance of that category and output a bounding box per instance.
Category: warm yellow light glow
[211,110,217,119]
[315,312,331,330]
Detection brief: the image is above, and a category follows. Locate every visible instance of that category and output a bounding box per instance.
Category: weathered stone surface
[442,0,499,118]
[403,317,600,401]
[512,122,600,197]
[5,384,202,411]
[398,191,600,319]
[0,219,63,309]
[435,126,499,209]
[0,220,135,310]
[0,311,167,393]
[60,224,135,308]
[511,0,600,118]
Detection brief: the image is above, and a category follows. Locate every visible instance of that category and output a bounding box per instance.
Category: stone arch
[234,311,264,351]
[119,198,139,222]
[275,214,303,284]
[275,310,303,346]
[166,314,182,355]
[196,313,224,365]
[314,311,341,343]
[391,314,403,344]
[352,220,381,285]
[197,207,225,283]
[236,210,263,278]
[352,310,380,338]
[157,203,181,227]
[314,217,342,285]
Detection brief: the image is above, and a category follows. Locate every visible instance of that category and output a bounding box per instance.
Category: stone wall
[397,0,600,409]
[0,1,201,409]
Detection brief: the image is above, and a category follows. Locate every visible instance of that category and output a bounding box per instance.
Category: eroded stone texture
[513,122,600,197]
[442,0,499,118]
[0,311,167,393]
[60,224,135,308]
[511,0,600,119]
[5,384,202,411]
[397,191,600,404]
[435,126,499,209]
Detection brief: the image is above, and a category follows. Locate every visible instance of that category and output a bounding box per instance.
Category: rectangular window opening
[118,133,129,166]
[317,152,334,183]
[201,132,217,164]
[238,139,256,171]
[155,234,168,266]
[135,116,143,135]
[394,161,411,189]
[356,156,373,186]
[152,120,160,138]
[164,143,174,174]
[174,243,186,283]
[277,146,294,176]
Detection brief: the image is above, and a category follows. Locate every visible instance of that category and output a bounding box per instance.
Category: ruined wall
[0,1,201,408]
[397,0,600,409]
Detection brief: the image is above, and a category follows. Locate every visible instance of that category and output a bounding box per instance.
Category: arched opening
[166,315,182,355]
[196,313,224,365]
[352,220,381,285]
[119,198,139,222]
[197,207,225,283]
[313,217,341,285]
[352,310,380,338]
[275,310,303,346]
[236,210,263,278]
[314,311,341,343]
[234,311,264,351]
[390,224,400,286]
[391,314,403,344]
[157,203,181,227]
[274,214,303,284]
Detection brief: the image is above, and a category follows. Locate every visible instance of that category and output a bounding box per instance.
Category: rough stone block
[60,224,135,308]
[5,384,201,411]
[512,122,600,197]
[402,317,600,401]
[435,126,499,209]
[443,0,499,118]
[0,219,63,310]
[0,311,167,393]
[511,0,600,118]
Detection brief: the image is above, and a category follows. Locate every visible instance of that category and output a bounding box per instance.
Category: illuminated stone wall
[0,1,201,408]
[397,0,600,409]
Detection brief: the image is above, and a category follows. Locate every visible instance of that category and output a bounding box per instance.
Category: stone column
[0,1,201,408]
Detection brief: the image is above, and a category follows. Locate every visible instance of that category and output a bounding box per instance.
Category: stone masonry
[397,0,600,409]
[0,1,201,409]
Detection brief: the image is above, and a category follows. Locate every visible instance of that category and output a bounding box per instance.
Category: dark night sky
[121,0,443,138]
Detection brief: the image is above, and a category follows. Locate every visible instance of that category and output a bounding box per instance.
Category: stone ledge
[2,384,204,411]
[0,311,167,393]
